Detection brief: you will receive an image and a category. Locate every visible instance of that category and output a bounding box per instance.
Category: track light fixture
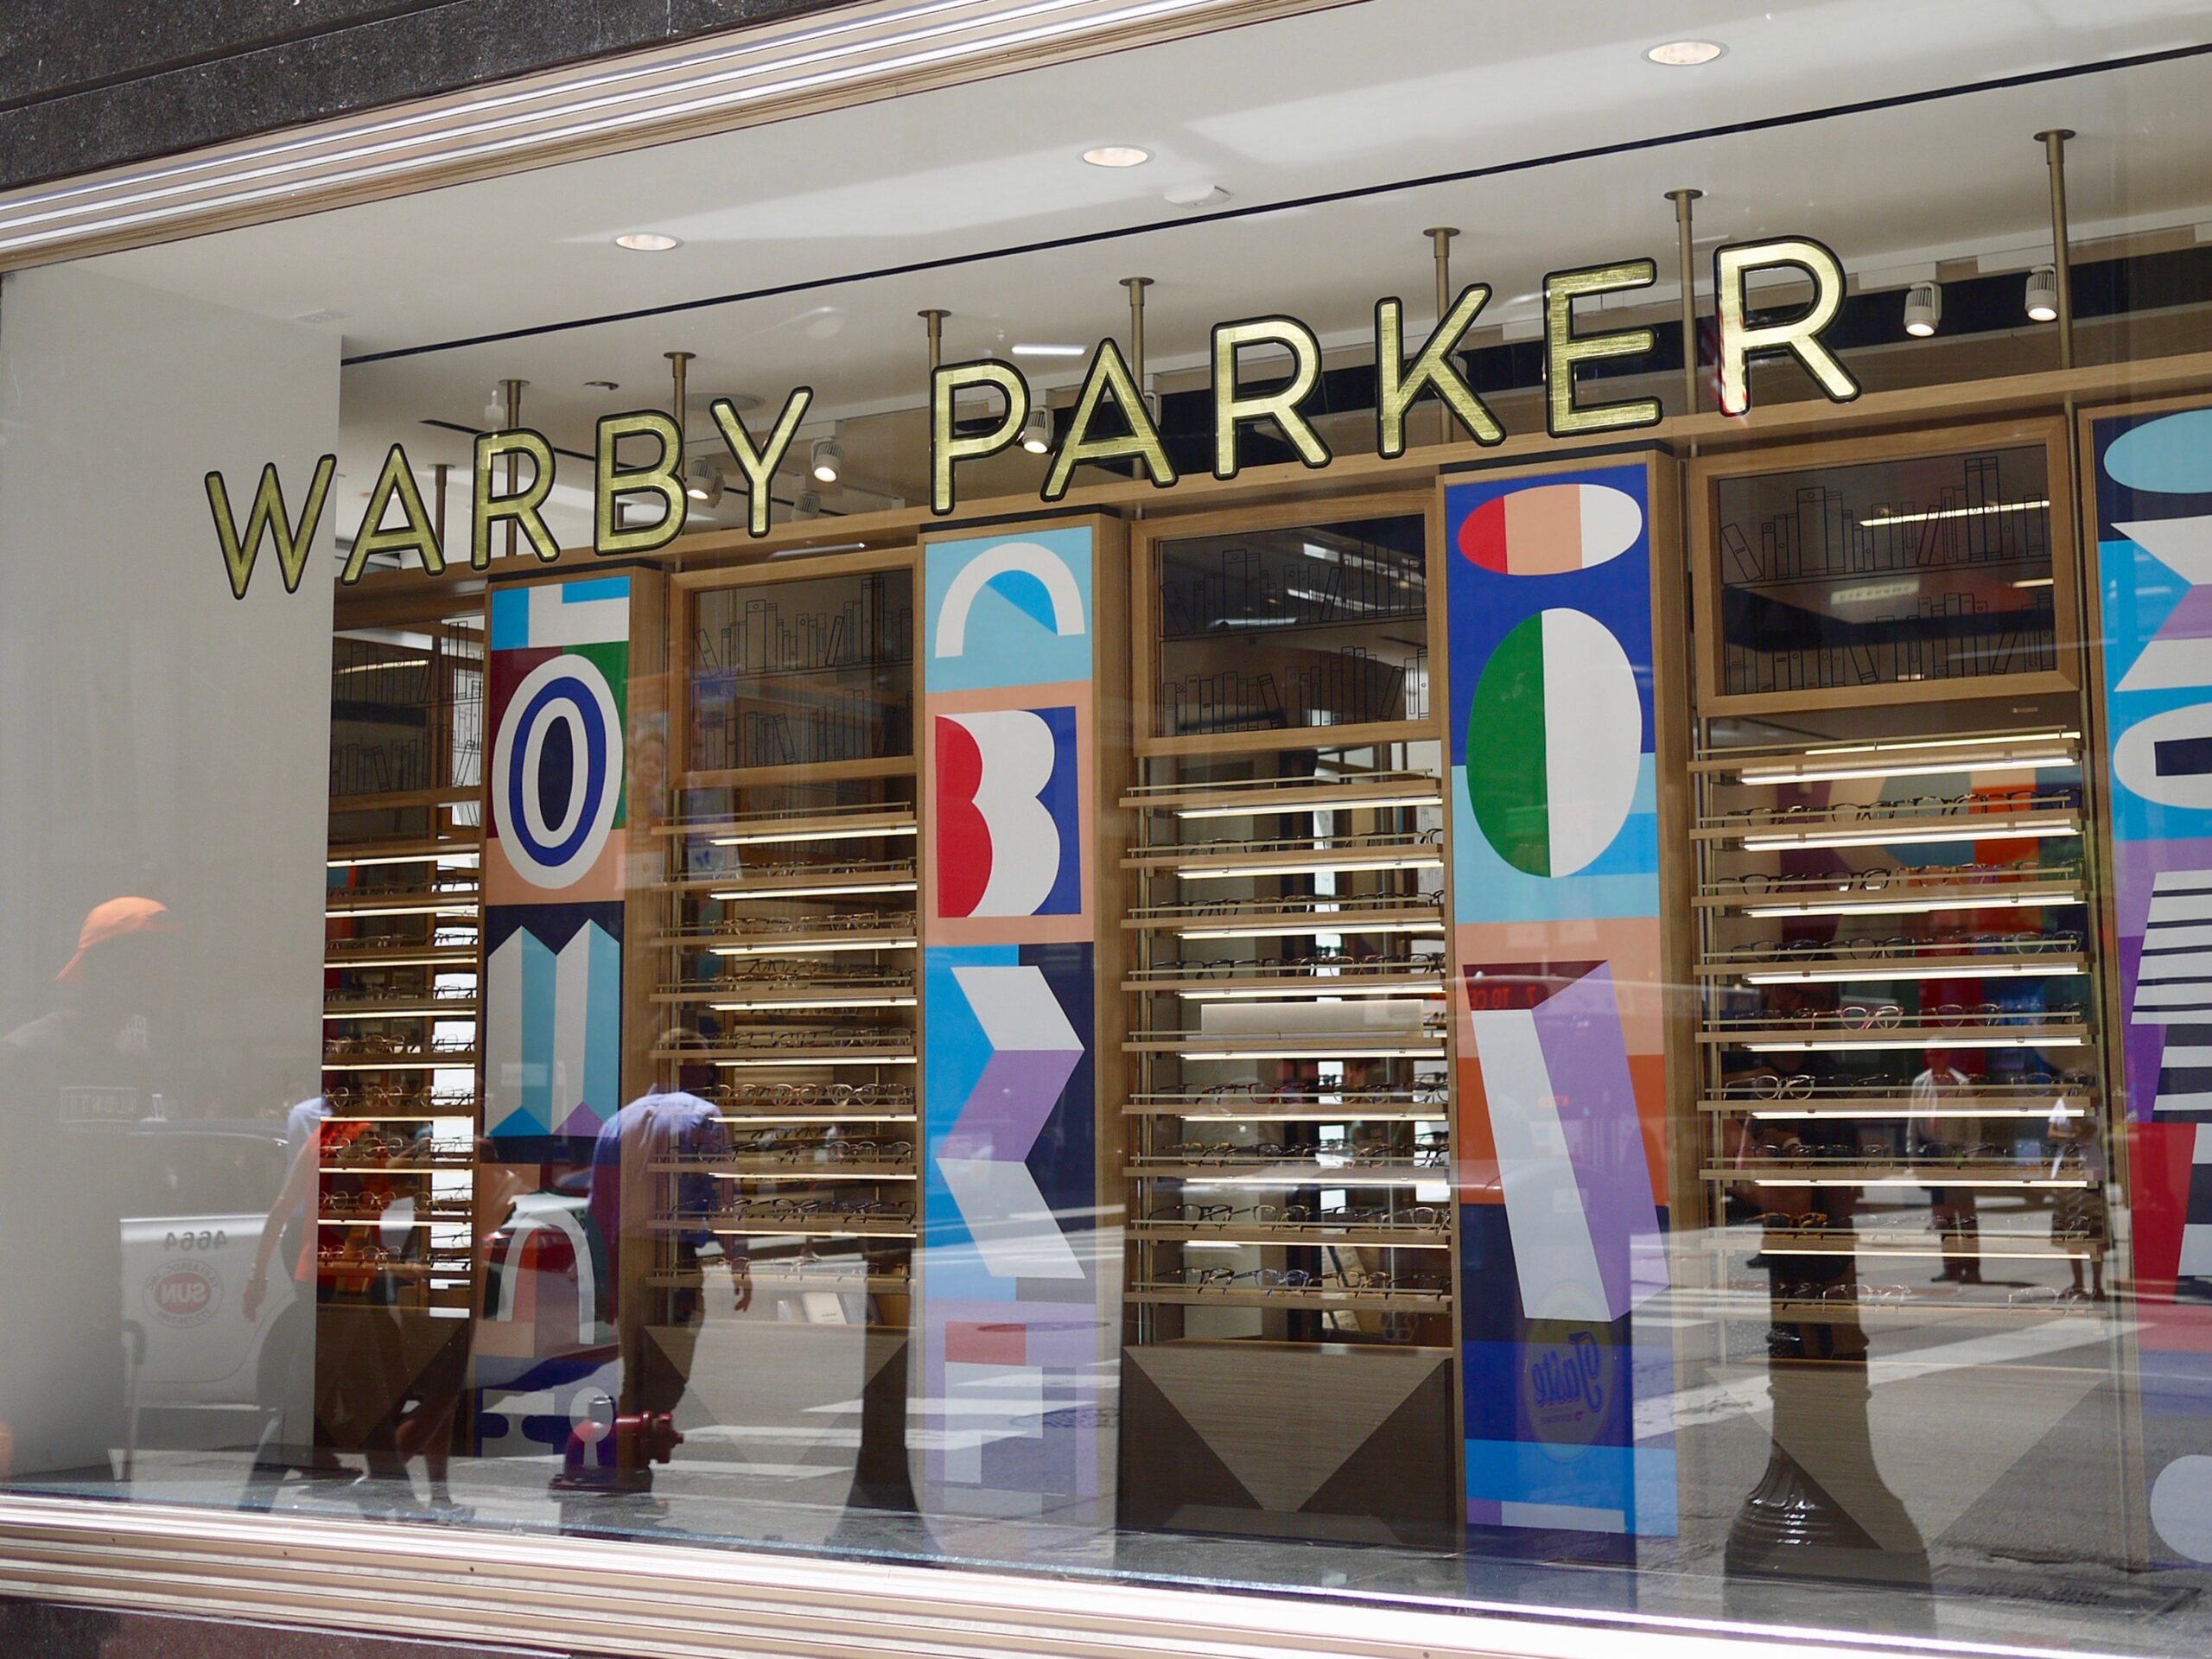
[810,436,843,484]
[1903,280,1942,338]
[1020,403,1052,454]
[793,489,823,521]
[2025,264,2059,323]
[684,455,724,506]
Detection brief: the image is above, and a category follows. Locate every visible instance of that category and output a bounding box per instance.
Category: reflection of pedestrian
[584,1086,741,1494]
[1912,1055,1981,1286]
[0,897,178,1480]
[2049,1101,2108,1300]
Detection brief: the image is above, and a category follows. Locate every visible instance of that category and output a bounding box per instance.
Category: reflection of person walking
[2049,1101,2109,1300]
[0,897,177,1482]
[1912,1057,1981,1286]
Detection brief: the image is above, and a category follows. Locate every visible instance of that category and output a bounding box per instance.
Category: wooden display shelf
[1122,838,1445,877]
[679,754,915,790]
[1692,731,2082,781]
[1700,1019,2090,1050]
[650,1160,916,1180]
[649,1269,912,1294]
[324,997,481,1017]
[1126,1158,1444,1183]
[1124,900,1446,938]
[1128,1284,1448,1313]
[657,1217,917,1239]
[325,889,482,916]
[327,834,483,864]
[323,1050,480,1071]
[713,1109,918,1126]
[1120,773,1445,818]
[1122,969,1444,999]
[657,986,916,1011]
[654,807,916,842]
[1123,1095,1447,1121]
[1697,950,2088,982]
[1124,1032,1445,1059]
[328,785,480,814]
[325,943,480,969]
[1696,874,2083,916]
[1129,1220,1450,1249]
[1716,1229,2097,1261]
[1696,1091,2091,1118]
[319,1160,475,1175]
[1705,1162,2093,1187]
[653,926,917,954]
[1694,808,2081,848]
[657,865,918,898]
[654,1044,916,1065]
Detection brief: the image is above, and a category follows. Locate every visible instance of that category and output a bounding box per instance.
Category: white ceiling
[81,0,2212,538]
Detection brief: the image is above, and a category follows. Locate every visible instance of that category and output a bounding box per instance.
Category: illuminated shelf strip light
[1176,919,1445,939]
[328,851,480,868]
[1762,1246,2090,1260]
[709,823,917,846]
[710,1112,918,1125]
[709,995,916,1010]
[708,880,917,899]
[1739,1103,2075,1120]
[713,1055,918,1068]
[1741,889,2078,918]
[1169,791,1442,821]
[1167,1172,1446,1188]
[1738,821,2076,851]
[325,953,475,969]
[1145,1234,1452,1249]
[1740,1033,2087,1052]
[1738,1175,2090,1189]
[1178,981,1441,1000]
[710,938,917,957]
[704,1169,918,1182]
[702,1226,918,1239]
[1800,728,2078,757]
[325,1004,479,1017]
[1176,855,1443,878]
[325,902,479,918]
[1857,499,2051,528]
[1740,961,2083,984]
[322,1058,478,1071]
[1738,753,2073,785]
[1173,1045,1444,1060]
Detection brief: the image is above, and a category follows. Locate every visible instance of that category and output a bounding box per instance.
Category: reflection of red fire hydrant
[553,1405,681,1492]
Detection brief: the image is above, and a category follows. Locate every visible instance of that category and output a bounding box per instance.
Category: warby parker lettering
[206,238,1857,597]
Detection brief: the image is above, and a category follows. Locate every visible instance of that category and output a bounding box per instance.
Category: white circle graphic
[491,654,623,888]
[2152,1454,2212,1562]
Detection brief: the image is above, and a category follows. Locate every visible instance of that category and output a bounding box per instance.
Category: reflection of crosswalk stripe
[2142,950,2212,979]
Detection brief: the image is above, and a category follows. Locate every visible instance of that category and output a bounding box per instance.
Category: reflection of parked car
[115,1121,296,1425]
[476,1167,618,1459]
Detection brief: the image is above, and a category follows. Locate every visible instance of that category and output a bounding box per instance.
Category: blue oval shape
[2107,410,2212,497]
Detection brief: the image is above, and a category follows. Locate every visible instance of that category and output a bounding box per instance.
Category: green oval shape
[1466,612,1552,877]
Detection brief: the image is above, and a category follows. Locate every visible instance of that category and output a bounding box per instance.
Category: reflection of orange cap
[57,897,172,983]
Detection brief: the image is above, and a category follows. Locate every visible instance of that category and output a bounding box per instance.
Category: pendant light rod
[1665,188,1703,416]
[499,378,525,559]
[1423,227,1457,321]
[919,308,948,374]
[1121,277,1153,392]
[2036,129,2077,369]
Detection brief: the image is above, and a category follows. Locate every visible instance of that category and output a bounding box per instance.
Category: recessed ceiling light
[1645,40,1725,66]
[614,231,682,251]
[1082,144,1151,168]
[584,379,620,391]
[1012,343,1088,358]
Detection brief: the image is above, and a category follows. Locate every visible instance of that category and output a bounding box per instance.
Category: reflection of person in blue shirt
[587,1087,743,1493]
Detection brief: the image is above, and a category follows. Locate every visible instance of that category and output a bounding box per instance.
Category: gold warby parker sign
[207,238,1857,599]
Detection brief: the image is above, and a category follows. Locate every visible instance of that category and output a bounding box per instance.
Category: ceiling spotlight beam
[2036,128,2077,368]
[1665,188,1703,417]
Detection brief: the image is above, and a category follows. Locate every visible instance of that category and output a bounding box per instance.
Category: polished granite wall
[0,1,853,192]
